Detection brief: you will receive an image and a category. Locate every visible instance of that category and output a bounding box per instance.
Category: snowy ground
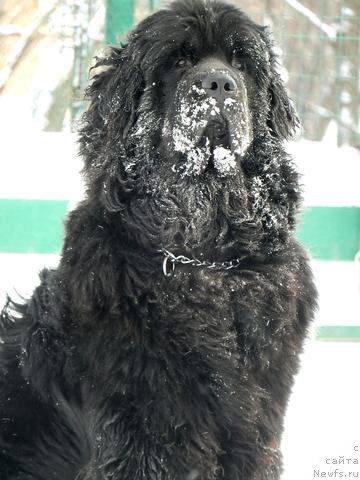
[282,339,360,480]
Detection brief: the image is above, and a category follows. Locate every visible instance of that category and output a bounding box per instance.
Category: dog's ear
[267,69,299,140]
[78,45,144,212]
[104,46,144,141]
[80,45,144,167]
[262,30,300,140]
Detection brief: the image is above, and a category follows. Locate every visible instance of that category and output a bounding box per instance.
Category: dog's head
[80,0,301,260]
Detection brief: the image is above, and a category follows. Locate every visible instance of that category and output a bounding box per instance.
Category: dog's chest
[150,270,232,370]
[155,269,236,353]
[77,264,297,457]
[82,264,292,396]
[153,265,295,371]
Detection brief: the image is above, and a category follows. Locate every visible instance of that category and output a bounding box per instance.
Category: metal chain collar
[160,248,245,277]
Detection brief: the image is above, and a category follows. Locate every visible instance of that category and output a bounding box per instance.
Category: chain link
[160,248,244,276]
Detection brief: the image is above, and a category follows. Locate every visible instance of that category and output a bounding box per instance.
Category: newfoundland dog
[0,0,317,479]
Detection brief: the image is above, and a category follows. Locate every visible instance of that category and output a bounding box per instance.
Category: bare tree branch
[0,1,59,93]
[283,0,337,40]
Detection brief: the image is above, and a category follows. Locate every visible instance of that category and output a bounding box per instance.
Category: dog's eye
[231,58,245,71]
[175,57,191,69]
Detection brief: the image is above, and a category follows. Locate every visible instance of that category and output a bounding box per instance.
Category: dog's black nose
[201,71,237,100]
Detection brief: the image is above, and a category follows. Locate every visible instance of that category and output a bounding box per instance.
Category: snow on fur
[170,85,252,177]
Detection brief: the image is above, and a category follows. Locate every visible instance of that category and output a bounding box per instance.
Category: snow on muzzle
[164,82,253,178]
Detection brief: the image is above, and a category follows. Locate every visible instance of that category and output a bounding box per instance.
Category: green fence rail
[1,200,359,262]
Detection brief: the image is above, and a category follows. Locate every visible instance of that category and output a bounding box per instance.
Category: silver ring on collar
[162,255,176,277]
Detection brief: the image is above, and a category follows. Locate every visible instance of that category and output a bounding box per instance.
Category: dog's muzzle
[164,56,253,177]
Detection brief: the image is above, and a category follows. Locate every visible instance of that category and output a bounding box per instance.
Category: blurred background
[0,0,359,478]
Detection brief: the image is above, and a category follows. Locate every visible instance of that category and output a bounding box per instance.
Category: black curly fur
[0,1,316,479]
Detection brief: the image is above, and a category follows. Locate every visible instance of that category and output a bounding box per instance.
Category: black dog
[0,1,317,478]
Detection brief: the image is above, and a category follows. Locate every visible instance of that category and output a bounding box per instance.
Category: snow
[171,91,219,176]
[342,7,354,17]
[0,253,60,307]
[312,261,360,326]
[0,25,23,35]
[224,97,252,156]
[224,98,236,107]
[0,131,83,201]
[281,339,360,480]
[170,84,252,176]
[287,139,360,207]
[125,109,159,172]
[1,130,358,207]
[213,146,237,176]
[172,94,217,148]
